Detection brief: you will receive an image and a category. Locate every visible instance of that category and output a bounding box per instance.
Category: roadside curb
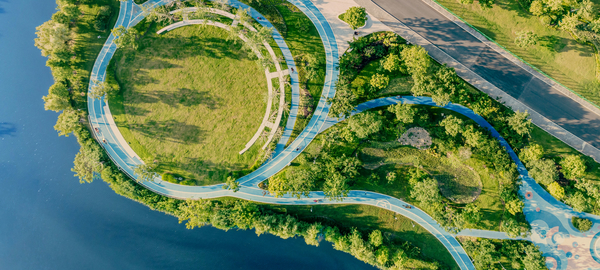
[353,0,600,162]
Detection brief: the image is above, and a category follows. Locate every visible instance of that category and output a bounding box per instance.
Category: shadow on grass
[128,118,205,144]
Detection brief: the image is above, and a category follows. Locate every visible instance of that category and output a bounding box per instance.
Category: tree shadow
[0,122,16,137]
[128,118,205,144]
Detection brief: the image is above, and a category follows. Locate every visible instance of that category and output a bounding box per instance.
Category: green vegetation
[459,237,546,270]
[111,24,268,185]
[339,6,367,30]
[38,2,456,269]
[572,216,594,232]
[435,0,600,107]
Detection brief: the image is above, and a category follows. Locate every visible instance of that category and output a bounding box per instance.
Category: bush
[572,216,594,232]
[528,158,558,185]
[560,154,586,180]
[340,7,367,30]
[548,182,565,200]
[162,172,177,183]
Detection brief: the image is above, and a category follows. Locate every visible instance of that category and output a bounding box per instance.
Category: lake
[0,1,374,269]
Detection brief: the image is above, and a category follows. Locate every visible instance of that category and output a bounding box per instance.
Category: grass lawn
[434,0,600,107]
[112,25,268,185]
[263,203,460,270]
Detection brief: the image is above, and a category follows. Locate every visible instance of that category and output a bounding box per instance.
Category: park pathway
[85,0,600,269]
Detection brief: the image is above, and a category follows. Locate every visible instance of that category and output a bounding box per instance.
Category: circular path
[85,0,600,269]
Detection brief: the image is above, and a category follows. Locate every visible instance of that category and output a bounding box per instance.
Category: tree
[388,103,416,124]
[88,80,114,100]
[440,115,463,137]
[463,203,482,223]
[548,181,565,200]
[54,109,80,137]
[43,83,71,112]
[368,230,383,247]
[560,13,581,32]
[410,178,441,205]
[501,217,523,238]
[370,73,389,91]
[375,246,390,266]
[34,20,70,56]
[519,144,544,165]
[215,0,231,12]
[506,198,524,215]
[327,86,356,119]
[177,199,212,229]
[565,191,589,212]
[560,154,586,180]
[304,223,322,246]
[507,110,532,135]
[462,125,485,149]
[400,46,431,76]
[381,53,401,73]
[342,7,367,30]
[268,176,288,197]
[72,142,104,183]
[112,26,139,50]
[529,158,558,185]
[522,244,546,270]
[514,31,538,48]
[323,172,349,201]
[61,4,80,21]
[577,0,596,22]
[223,176,240,192]
[286,169,315,199]
[471,239,497,269]
[529,0,545,16]
[549,0,565,11]
[133,163,158,182]
[386,172,397,184]
[478,0,495,9]
[52,12,70,25]
[347,112,383,139]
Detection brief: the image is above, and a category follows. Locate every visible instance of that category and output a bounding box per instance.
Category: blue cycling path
[84,0,600,269]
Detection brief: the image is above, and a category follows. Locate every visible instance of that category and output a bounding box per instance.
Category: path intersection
[86,0,600,269]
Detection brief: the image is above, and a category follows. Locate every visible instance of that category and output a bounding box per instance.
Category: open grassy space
[263,203,460,270]
[112,25,268,185]
[434,0,600,106]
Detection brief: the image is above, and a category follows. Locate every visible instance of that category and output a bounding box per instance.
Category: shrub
[370,73,389,90]
[340,7,367,30]
[560,154,586,180]
[528,158,558,185]
[162,173,177,183]
[548,181,565,200]
[572,216,594,232]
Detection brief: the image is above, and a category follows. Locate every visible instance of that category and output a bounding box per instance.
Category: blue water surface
[0,1,374,269]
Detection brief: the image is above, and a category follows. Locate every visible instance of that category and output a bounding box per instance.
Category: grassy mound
[112,25,268,185]
[361,146,482,204]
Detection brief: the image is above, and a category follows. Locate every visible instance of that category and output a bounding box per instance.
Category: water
[0,1,374,269]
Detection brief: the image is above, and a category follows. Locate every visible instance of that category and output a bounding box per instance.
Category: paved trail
[85,1,600,269]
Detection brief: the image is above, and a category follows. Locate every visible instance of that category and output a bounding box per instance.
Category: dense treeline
[328,31,600,216]
[325,32,532,237]
[36,2,450,269]
[101,163,442,269]
[460,237,546,270]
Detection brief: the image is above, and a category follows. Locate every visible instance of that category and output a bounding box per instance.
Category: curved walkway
[86,1,473,269]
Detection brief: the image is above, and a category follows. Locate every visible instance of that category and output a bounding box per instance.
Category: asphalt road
[369,0,600,148]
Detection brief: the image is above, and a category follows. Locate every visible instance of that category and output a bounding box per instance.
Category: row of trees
[99,162,442,269]
[327,32,538,235]
[461,238,546,270]
[35,0,122,183]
